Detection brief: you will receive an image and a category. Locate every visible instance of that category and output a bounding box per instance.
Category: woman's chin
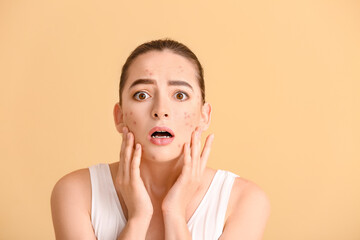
[142,148,182,163]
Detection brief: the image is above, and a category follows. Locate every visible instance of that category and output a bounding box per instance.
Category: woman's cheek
[183,111,197,132]
[123,111,137,131]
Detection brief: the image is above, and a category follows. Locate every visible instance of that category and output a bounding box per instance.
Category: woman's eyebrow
[129,79,155,89]
[168,80,193,91]
[129,79,193,91]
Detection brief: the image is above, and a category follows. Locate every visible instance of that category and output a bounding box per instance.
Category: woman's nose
[153,112,169,118]
[151,98,170,119]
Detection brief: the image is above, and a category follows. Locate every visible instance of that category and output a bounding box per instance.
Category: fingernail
[136,143,140,149]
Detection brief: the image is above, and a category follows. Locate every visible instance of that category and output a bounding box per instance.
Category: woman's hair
[119,39,205,105]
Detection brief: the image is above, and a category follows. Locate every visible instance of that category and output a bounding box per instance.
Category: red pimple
[133,121,136,125]
[130,112,133,115]
[145,69,153,76]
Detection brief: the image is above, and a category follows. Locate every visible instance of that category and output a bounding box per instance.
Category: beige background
[1,0,359,239]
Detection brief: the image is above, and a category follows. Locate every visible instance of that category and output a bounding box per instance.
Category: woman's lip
[149,137,174,146]
[148,126,175,137]
[148,126,175,146]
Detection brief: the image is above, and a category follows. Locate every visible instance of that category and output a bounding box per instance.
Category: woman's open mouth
[148,126,175,145]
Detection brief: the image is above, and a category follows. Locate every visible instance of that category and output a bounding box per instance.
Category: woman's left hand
[161,127,215,219]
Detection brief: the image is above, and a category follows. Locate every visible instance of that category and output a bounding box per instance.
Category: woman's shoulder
[51,167,92,213]
[51,167,95,239]
[230,176,270,210]
[52,167,91,194]
[221,173,271,238]
[214,169,269,205]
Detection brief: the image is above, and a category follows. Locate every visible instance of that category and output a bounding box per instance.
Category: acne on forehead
[126,51,199,88]
[145,69,153,76]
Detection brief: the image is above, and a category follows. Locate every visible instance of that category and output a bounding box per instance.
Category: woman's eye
[174,92,189,101]
[133,91,150,100]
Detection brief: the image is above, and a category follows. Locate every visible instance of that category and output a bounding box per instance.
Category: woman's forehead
[126,50,199,87]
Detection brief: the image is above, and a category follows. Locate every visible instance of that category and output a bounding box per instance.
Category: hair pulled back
[119,39,205,105]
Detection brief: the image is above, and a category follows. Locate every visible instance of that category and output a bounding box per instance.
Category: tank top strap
[89,164,126,240]
[187,169,239,239]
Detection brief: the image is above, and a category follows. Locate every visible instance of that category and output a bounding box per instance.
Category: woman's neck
[140,156,183,199]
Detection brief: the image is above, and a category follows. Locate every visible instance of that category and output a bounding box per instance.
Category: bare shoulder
[51,168,92,209]
[220,176,271,240]
[51,168,95,239]
[230,177,270,213]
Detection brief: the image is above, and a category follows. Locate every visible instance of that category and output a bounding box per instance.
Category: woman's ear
[113,102,125,133]
[200,102,212,131]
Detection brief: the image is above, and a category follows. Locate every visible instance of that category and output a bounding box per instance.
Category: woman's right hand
[115,127,153,222]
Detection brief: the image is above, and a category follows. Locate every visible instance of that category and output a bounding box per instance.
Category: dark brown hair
[119,39,205,105]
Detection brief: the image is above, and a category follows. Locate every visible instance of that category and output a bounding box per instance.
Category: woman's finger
[197,128,203,174]
[123,131,134,182]
[200,134,214,171]
[183,143,191,171]
[118,127,128,179]
[131,143,142,180]
[190,128,200,170]
[193,127,202,176]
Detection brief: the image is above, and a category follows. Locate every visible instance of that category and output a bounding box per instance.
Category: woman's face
[116,50,211,162]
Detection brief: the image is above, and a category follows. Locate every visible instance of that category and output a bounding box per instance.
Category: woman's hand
[115,127,153,222]
[161,127,215,219]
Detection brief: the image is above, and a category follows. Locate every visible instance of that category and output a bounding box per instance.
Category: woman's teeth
[152,135,171,138]
[151,131,173,138]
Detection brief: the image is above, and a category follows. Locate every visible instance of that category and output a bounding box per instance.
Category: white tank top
[89,164,239,240]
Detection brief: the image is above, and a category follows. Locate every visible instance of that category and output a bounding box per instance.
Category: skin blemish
[125,113,127,117]
[130,112,133,115]
[178,144,181,148]
[184,112,190,119]
[133,121,136,125]
[145,69,153,76]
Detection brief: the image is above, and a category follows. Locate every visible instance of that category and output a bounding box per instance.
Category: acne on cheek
[124,112,135,126]
[183,111,195,130]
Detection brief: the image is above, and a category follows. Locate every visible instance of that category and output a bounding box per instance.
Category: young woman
[51,39,270,240]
